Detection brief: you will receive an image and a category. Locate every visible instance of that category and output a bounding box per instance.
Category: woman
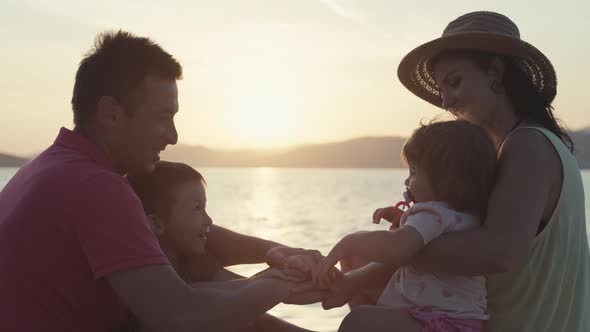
[336,11,590,332]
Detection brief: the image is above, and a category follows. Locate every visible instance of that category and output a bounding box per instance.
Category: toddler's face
[404,165,436,203]
[164,179,212,256]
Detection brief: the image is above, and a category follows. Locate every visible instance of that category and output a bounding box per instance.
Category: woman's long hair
[434,50,574,152]
[471,51,574,152]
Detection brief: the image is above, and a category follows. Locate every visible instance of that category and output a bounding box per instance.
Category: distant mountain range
[0,153,28,167]
[160,136,407,168]
[2,128,590,168]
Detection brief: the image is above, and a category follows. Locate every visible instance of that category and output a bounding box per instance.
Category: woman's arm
[411,129,560,275]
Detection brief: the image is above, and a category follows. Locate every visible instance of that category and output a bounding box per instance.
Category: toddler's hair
[402,120,497,219]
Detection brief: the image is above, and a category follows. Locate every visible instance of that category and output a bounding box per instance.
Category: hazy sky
[2,0,589,155]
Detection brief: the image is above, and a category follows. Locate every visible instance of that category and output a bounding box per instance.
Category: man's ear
[147,214,166,236]
[96,96,123,127]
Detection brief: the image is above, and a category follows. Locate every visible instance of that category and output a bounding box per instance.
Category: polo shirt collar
[54,127,115,171]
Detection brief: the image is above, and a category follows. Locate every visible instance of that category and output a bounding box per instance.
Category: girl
[315,120,497,332]
[126,161,321,332]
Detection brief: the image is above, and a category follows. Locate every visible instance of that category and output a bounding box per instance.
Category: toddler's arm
[314,227,423,287]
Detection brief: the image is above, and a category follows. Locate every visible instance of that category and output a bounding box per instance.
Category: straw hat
[397,11,556,108]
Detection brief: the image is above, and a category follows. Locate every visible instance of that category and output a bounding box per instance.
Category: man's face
[112,75,179,175]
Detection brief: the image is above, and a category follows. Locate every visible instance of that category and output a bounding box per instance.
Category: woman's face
[433,54,499,127]
[163,179,212,257]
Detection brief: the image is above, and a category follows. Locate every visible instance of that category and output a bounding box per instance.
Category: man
[0,30,325,332]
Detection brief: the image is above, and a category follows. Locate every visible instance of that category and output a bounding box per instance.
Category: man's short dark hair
[71,30,182,129]
[402,120,497,219]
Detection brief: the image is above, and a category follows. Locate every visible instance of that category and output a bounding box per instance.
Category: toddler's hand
[372,206,404,228]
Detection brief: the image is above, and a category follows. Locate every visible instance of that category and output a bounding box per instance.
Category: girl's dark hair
[402,120,497,219]
[436,50,574,152]
[127,161,205,218]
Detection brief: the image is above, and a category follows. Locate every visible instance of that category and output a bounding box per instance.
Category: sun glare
[226,80,305,148]
[214,24,309,148]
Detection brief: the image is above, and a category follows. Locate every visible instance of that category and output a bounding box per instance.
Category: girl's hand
[282,254,318,280]
[372,206,404,228]
[266,246,324,280]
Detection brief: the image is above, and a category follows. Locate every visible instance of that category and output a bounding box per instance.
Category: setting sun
[225,81,305,147]
[207,23,309,148]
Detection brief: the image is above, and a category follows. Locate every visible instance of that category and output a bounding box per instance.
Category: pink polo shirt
[0,128,169,332]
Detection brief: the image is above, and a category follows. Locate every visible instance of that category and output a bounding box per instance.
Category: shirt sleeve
[71,172,169,279]
[403,208,448,245]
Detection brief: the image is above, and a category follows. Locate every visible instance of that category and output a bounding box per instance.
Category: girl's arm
[410,129,559,275]
[205,225,322,278]
[189,267,295,291]
[206,225,283,266]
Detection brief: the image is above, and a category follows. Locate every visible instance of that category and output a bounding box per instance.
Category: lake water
[2,167,590,331]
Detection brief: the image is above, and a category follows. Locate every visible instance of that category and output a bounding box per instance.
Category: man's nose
[165,122,178,145]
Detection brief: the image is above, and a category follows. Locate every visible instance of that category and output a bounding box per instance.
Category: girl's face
[404,164,436,203]
[433,54,499,127]
[162,179,212,257]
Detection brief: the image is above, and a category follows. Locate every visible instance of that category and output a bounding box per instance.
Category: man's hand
[321,279,354,310]
[372,206,404,228]
[283,281,331,305]
[252,267,301,282]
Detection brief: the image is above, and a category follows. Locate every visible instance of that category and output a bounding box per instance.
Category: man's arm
[410,130,556,275]
[206,225,283,266]
[108,264,292,332]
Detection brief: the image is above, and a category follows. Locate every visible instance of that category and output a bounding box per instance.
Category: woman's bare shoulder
[495,127,562,216]
[499,127,560,171]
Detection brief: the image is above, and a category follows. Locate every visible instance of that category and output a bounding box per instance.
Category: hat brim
[397,32,557,108]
